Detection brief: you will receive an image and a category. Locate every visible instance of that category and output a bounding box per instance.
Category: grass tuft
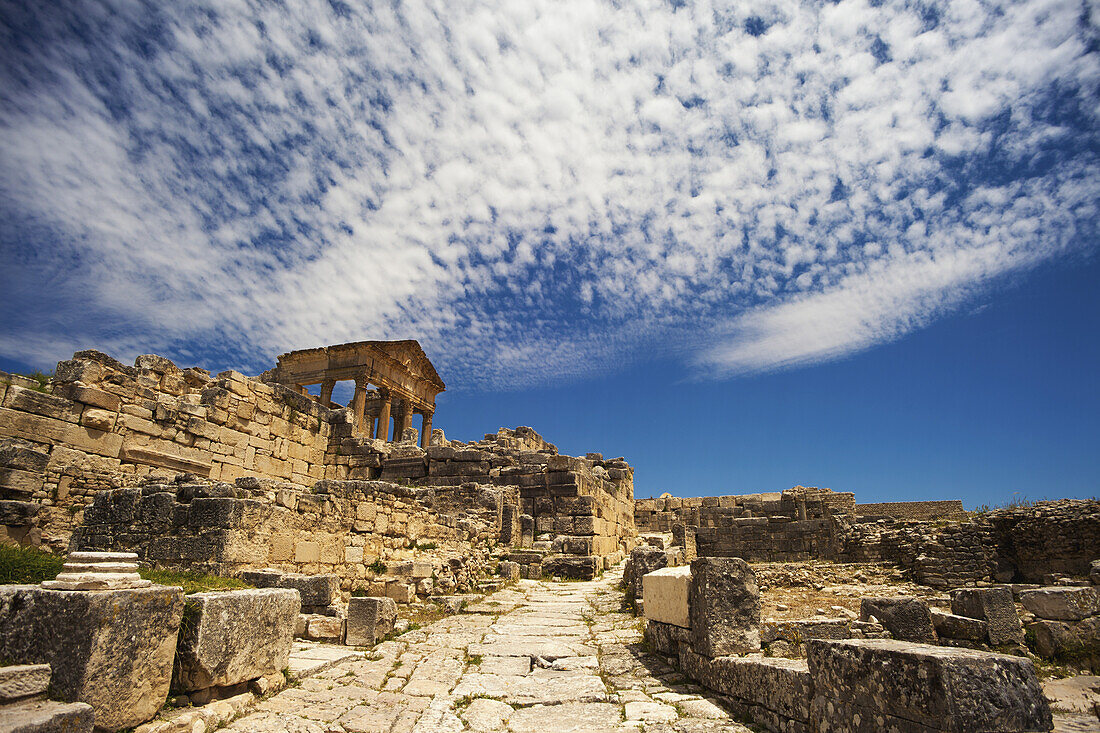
[0,544,63,584]
[139,568,252,594]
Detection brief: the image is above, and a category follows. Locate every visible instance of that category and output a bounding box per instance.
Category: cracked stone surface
[228,566,752,732]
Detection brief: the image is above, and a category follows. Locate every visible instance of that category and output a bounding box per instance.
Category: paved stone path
[229,567,751,732]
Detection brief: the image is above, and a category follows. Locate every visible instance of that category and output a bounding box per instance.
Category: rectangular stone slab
[642,565,691,628]
[173,587,300,692]
[806,638,1052,733]
[0,585,184,732]
[346,596,397,646]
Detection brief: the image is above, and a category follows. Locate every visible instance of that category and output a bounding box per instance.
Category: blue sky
[1,1,1097,508]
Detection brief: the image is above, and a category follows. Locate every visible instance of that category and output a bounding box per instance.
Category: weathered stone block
[1019,586,1100,621]
[0,698,95,733]
[624,546,669,600]
[172,588,299,692]
[498,561,521,582]
[239,569,338,606]
[951,586,1025,645]
[305,615,345,642]
[385,582,415,603]
[0,663,50,702]
[541,555,599,580]
[2,386,81,423]
[689,557,760,657]
[679,648,811,725]
[643,565,691,628]
[0,585,184,731]
[346,596,397,646]
[860,597,937,644]
[0,442,49,473]
[930,609,988,642]
[806,639,1052,733]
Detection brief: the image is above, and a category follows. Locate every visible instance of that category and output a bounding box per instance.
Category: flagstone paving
[228,567,752,732]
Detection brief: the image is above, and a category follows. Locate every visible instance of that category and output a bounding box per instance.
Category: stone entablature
[265,340,444,447]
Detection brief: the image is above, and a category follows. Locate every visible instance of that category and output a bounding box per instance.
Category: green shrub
[367,559,387,575]
[0,544,63,584]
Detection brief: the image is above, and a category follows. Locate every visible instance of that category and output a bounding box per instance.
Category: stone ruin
[0,341,1097,732]
[0,344,638,584]
[636,486,1100,588]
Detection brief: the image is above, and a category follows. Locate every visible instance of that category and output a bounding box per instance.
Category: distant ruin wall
[855,500,968,521]
[635,488,853,563]
[635,487,855,534]
[636,487,1098,588]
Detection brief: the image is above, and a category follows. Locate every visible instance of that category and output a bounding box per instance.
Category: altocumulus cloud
[0,0,1097,387]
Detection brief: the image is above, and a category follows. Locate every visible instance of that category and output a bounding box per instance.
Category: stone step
[0,698,94,733]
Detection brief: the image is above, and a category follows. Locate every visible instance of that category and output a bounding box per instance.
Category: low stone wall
[855,499,968,521]
[73,476,515,595]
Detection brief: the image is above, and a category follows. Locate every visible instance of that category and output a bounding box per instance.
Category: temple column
[421,411,433,449]
[319,379,335,406]
[351,379,368,435]
[377,391,391,441]
[398,405,413,441]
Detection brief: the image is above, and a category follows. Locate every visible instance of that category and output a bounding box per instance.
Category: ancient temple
[267,340,445,447]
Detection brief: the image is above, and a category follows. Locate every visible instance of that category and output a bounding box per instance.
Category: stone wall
[73,475,515,596]
[636,487,853,563]
[636,486,1098,589]
[855,499,968,521]
[835,499,1100,587]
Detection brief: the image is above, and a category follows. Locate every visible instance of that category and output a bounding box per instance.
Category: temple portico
[267,340,444,448]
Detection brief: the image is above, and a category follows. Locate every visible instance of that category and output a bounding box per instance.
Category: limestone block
[346,596,397,646]
[930,609,988,641]
[689,557,760,657]
[0,698,95,733]
[2,386,81,423]
[498,561,521,582]
[951,586,1025,645]
[860,597,937,644]
[1026,619,1077,659]
[294,541,320,563]
[0,408,123,458]
[0,663,50,702]
[1019,586,1100,621]
[173,588,299,692]
[0,442,50,473]
[679,649,811,725]
[0,467,42,495]
[385,582,415,603]
[642,565,691,628]
[624,546,670,600]
[58,384,121,412]
[306,615,345,642]
[0,585,184,731]
[239,570,338,606]
[408,561,433,579]
[80,408,116,432]
[761,618,852,646]
[806,639,1052,732]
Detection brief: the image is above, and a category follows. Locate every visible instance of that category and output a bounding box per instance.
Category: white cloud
[0,0,1096,388]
